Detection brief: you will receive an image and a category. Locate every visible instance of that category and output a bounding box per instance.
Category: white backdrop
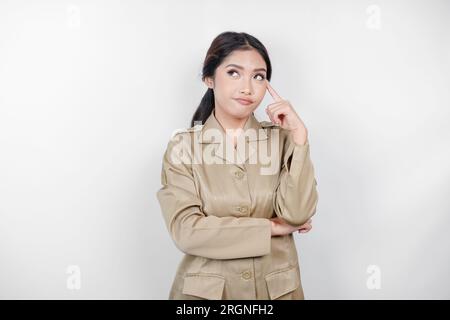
[0,0,449,299]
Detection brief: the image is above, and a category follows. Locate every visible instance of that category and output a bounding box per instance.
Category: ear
[203,76,214,89]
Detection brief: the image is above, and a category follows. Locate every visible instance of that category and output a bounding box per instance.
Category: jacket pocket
[182,273,226,300]
[264,265,300,300]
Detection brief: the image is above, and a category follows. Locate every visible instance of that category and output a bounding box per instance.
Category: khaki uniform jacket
[156,110,319,300]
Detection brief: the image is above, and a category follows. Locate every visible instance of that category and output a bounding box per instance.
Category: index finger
[266,80,283,102]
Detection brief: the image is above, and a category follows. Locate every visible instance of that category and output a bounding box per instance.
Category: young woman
[156,31,319,300]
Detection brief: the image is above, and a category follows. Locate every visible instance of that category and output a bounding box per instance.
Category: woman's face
[205,49,268,120]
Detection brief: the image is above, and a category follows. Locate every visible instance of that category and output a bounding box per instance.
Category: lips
[234,98,254,105]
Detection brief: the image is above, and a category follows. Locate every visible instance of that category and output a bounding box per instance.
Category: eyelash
[227,69,266,81]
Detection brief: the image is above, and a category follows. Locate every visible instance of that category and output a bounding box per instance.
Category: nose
[239,80,253,95]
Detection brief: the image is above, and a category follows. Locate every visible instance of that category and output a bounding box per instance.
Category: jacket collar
[199,109,268,144]
[198,109,269,166]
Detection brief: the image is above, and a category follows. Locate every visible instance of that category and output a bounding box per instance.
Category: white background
[0,0,449,299]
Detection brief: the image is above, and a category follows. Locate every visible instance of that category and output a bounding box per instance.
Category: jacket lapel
[199,110,268,168]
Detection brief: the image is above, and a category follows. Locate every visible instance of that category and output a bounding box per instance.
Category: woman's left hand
[265,80,308,145]
[297,219,313,234]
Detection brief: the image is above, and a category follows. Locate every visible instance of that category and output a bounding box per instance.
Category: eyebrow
[225,64,267,73]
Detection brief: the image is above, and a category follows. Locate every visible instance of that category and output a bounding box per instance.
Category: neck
[213,108,250,148]
[214,108,249,132]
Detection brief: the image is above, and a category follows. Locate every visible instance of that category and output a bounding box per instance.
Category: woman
[156,31,319,300]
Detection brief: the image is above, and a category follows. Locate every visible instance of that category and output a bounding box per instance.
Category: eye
[227,69,239,78]
[227,69,266,81]
[254,73,266,81]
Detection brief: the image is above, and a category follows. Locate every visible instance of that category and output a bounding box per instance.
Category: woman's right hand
[269,217,313,236]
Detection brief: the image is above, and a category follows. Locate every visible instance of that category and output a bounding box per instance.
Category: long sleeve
[272,132,319,227]
[156,133,272,260]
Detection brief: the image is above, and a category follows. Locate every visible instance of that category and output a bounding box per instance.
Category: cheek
[214,77,235,96]
[254,84,267,101]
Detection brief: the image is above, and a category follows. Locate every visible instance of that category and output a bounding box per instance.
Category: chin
[230,109,253,119]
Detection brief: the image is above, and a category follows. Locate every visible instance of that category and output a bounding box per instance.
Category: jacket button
[241,270,252,280]
[236,206,248,214]
[234,171,244,179]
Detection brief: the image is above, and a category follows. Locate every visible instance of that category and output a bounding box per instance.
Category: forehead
[220,49,266,70]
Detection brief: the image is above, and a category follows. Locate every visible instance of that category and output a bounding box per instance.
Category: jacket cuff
[240,218,272,258]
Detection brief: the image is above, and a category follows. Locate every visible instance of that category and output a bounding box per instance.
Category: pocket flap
[265,266,300,300]
[182,273,225,300]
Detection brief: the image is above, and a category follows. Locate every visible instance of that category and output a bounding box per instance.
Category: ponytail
[190,88,215,127]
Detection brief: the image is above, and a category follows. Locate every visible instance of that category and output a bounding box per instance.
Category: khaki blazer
[156,109,319,300]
